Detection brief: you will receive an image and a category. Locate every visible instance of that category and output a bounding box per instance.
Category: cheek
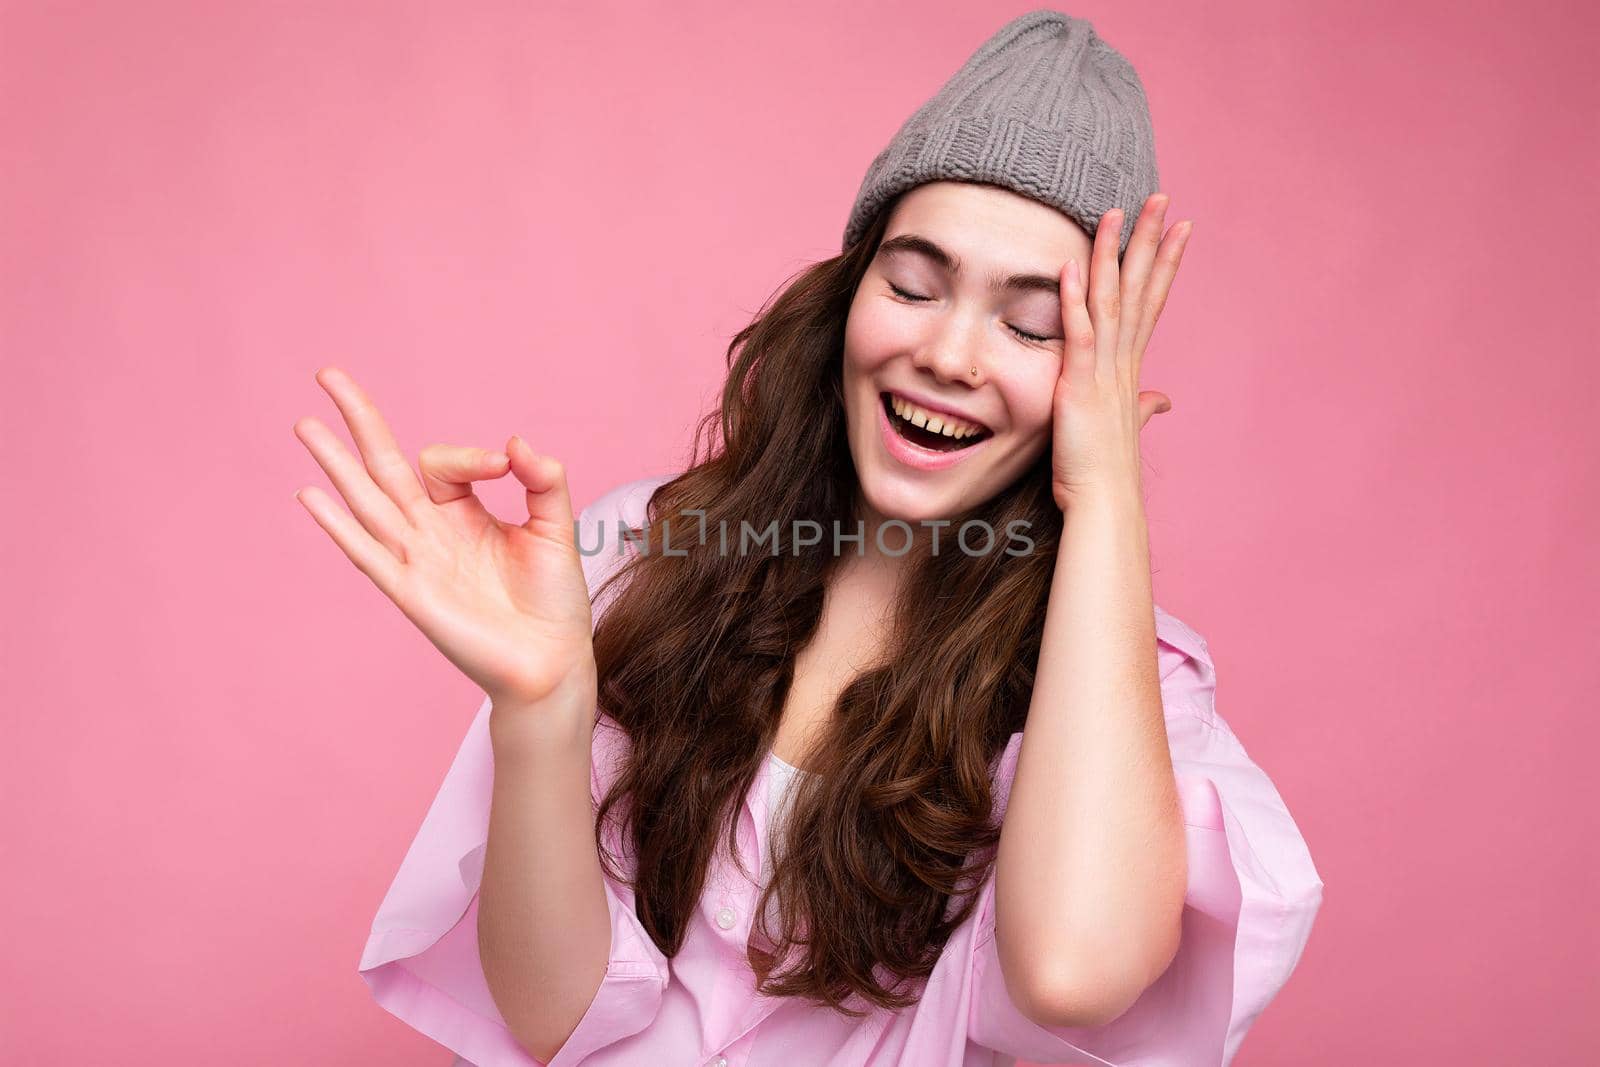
[995,364,1059,439]
[843,295,911,377]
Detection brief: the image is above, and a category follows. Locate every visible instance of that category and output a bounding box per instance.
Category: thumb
[506,435,576,547]
[1137,391,1173,428]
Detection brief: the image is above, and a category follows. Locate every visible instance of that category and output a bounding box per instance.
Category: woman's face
[842,181,1094,524]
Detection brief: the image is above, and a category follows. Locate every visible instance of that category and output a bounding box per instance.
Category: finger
[293,484,405,597]
[506,436,577,548]
[1130,221,1193,370]
[1060,258,1096,387]
[1138,390,1172,428]
[419,443,511,506]
[293,415,412,556]
[1117,193,1170,364]
[315,366,432,518]
[1089,208,1124,378]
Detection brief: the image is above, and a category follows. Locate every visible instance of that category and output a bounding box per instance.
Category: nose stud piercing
[970,365,978,376]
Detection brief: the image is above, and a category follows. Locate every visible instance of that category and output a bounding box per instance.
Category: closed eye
[887,282,932,303]
[887,283,1054,345]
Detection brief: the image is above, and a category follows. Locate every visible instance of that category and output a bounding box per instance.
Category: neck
[844,491,924,587]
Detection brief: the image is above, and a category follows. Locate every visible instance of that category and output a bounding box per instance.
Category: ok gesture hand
[292,367,596,713]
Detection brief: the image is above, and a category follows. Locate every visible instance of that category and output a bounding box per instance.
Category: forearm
[994,490,1186,1025]
[479,685,610,1063]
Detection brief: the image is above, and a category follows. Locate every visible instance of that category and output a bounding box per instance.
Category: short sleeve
[966,607,1325,1066]
[357,475,675,1067]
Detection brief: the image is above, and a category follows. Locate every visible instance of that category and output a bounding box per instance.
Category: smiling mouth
[880,393,993,452]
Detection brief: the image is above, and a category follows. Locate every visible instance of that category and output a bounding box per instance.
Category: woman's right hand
[292,366,598,712]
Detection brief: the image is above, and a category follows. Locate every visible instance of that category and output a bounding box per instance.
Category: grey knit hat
[841,10,1159,259]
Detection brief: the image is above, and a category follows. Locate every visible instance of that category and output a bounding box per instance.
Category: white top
[760,752,806,896]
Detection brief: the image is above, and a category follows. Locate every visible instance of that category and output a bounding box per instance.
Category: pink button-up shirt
[359,475,1324,1066]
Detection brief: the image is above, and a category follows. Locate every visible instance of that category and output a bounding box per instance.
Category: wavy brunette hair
[589,191,1069,1015]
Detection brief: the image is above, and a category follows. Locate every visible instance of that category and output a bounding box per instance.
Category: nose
[910,317,985,387]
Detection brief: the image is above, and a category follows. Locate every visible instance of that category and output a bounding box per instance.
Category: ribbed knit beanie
[841,10,1159,259]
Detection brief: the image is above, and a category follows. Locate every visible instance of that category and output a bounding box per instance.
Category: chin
[856,467,979,526]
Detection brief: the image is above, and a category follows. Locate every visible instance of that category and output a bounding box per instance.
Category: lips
[876,393,993,472]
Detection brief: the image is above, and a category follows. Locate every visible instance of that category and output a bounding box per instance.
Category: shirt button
[708,1059,729,1067]
[714,905,737,930]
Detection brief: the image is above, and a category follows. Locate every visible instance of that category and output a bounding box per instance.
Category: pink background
[3,1,1596,1062]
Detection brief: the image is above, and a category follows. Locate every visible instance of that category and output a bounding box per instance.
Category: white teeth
[889,394,984,439]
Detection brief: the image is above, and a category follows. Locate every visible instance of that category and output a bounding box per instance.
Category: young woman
[295,11,1323,1066]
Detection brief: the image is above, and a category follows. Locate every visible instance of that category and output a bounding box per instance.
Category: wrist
[1060,485,1147,522]
[489,679,596,762]
[1055,488,1153,573]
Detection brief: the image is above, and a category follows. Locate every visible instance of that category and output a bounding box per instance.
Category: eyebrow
[877,234,1062,296]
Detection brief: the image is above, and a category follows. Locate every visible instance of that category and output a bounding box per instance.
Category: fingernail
[487,452,509,465]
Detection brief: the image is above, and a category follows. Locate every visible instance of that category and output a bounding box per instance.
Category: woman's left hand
[1050,192,1192,512]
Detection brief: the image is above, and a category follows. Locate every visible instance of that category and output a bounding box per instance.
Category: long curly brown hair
[589,192,1067,1016]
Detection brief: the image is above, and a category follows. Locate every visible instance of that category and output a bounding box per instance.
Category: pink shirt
[359,475,1324,1066]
